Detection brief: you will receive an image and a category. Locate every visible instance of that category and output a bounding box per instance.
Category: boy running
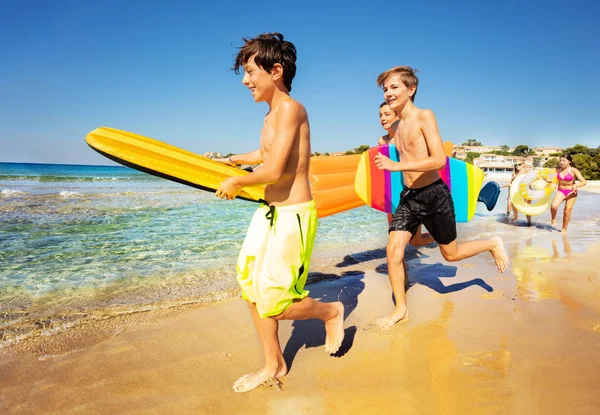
[215,33,344,392]
[373,66,508,329]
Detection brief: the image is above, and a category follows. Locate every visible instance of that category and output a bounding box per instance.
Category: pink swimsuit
[557,168,575,197]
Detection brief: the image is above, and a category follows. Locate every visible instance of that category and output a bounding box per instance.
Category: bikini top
[557,167,574,182]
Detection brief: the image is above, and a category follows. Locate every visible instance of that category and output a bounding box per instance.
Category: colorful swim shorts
[236,199,318,318]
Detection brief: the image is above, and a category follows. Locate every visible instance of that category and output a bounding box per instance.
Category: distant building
[533,147,564,164]
[453,145,506,160]
[204,152,222,158]
[474,154,533,179]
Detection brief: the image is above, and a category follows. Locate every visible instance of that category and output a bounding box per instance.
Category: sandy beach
[2,235,599,414]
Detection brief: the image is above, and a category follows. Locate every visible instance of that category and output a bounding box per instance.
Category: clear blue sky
[1,0,598,164]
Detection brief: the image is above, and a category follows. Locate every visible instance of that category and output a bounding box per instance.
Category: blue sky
[1,0,598,165]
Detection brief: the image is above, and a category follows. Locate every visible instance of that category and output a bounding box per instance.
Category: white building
[533,147,564,164]
[474,154,533,180]
[453,145,507,160]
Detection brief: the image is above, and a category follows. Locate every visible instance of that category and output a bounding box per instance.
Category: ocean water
[1,162,599,346]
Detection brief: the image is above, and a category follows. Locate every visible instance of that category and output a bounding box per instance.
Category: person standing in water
[550,154,586,233]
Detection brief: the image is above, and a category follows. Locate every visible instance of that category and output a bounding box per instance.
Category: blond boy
[373,66,508,328]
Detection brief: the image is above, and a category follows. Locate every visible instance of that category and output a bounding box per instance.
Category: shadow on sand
[283,271,365,371]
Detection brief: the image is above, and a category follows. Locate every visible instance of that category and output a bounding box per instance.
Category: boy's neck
[266,87,291,110]
[397,100,417,119]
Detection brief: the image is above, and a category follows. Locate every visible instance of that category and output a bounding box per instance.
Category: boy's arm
[214,149,263,166]
[375,110,446,172]
[215,101,302,199]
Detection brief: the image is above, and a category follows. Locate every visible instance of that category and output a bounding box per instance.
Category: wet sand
[2,239,600,414]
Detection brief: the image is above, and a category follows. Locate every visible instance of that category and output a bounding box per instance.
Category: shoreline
[2,238,599,413]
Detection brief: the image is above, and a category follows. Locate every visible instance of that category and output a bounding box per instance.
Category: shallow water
[1,162,599,345]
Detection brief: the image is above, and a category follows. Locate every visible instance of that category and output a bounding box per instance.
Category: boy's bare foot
[377,307,409,329]
[551,220,557,228]
[324,301,345,354]
[560,229,567,234]
[490,236,509,273]
[510,216,518,224]
[233,362,287,393]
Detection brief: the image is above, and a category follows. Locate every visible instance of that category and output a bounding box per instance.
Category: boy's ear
[271,63,284,82]
[408,85,417,97]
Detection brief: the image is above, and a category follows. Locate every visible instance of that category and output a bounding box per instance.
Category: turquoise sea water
[1,162,599,346]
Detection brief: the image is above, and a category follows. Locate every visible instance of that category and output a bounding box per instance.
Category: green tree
[543,157,559,168]
[565,144,591,156]
[462,139,482,146]
[500,145,510,152]
[313,152,321,156]
[512,145,536,156]
[355,144,371,153]
[572,154,600,180]
[465,152,481,164]
[325,152,330,156]
[533,157,543,167]
[345,144,371,155]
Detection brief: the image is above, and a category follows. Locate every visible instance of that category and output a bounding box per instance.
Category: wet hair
[376,66,419,102]
[559,153,575,168]
[232,32,297,92]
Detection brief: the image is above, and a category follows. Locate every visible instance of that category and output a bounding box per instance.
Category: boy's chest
[260,117,276,152]
[396,122,424,152]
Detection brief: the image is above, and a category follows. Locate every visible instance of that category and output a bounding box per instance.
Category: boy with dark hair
[373,66,509,329]
[215,33,344,392]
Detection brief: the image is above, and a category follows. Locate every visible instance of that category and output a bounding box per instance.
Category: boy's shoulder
[415,107,436,121]
[277,98,307,120]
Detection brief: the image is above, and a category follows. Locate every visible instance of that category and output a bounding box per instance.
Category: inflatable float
[510,168,557,216]
[354,144,485,222]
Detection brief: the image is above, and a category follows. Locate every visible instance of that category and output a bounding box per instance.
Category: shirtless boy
[373,66,509,328]
[378,102,434,247]
[215,33,344,392]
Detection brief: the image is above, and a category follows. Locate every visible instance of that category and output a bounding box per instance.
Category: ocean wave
[1,189,28,196]
[0,174,160,182]
[59,191,83,197]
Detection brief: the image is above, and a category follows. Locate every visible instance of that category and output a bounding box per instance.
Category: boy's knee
[386,244,405,263]
[441,250,459,262]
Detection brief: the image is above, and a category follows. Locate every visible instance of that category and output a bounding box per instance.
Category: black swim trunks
[389,178,457,245]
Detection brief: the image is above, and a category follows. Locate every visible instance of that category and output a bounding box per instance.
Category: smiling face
[241,55,275,102]
[382,74,416,112]
[559,156,571,169]
[379,104,398,130]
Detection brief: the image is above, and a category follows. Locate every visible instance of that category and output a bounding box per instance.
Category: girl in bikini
[550,154,587,233]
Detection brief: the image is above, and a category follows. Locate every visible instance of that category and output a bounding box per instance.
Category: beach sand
[2,239,600,414]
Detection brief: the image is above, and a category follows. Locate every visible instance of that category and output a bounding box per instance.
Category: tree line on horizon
[461,139,600,180]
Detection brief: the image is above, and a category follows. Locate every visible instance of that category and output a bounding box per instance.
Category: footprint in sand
[461,264,475,268]
[460,346,511,375]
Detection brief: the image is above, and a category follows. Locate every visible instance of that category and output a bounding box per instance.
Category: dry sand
[2,240,600,414]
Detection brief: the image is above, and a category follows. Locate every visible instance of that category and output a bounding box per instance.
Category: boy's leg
[438,237,508,273]
[275,297,345,354]
[379,230,413,328]
[233,301,287,392]
[409,224,434,247]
